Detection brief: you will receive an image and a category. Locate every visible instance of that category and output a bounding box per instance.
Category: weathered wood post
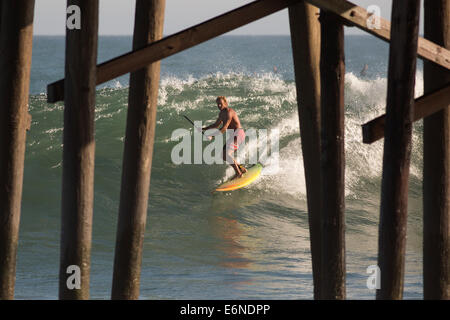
[423,0,450,300]
[288,1,322,299]
[111,0,165,300]
[376,1,421,300]
[319,10,346,299]
[0,0,35,300]
[59,0,99,299]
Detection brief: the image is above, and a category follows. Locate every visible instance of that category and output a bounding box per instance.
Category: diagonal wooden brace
[306,0,450,70]
[362,83,450,144]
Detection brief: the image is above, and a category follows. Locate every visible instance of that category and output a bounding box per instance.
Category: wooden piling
[423,0,450,300]
[0,0,35,300]
[111,0,165,300]
[288,1,322,299]
[59,0,99,300]
[376,0,421,300]
[319,10,346,300]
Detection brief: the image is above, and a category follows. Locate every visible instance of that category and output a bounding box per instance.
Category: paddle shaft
[183,115,195,126]
[183,115,205,136]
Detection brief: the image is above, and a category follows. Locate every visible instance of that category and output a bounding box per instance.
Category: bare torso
[219,107,242,130]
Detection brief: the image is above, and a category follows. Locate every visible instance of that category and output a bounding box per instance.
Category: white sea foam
[226,71,425,198]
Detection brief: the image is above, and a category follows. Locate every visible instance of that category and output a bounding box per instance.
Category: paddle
[183,115,206,136]
[183,115,196,127]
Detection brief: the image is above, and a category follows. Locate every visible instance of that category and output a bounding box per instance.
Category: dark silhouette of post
[111,0,166,300]
[59,0,99,300]
[288,1,323,299]
[0,0,35,300]
[423,0,450,300]
[319,10,346,300]
[376,0,421,300]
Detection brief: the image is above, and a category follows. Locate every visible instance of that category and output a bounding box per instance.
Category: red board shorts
[225,128,246,154]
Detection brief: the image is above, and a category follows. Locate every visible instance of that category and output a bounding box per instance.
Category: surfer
[202,96,247,179]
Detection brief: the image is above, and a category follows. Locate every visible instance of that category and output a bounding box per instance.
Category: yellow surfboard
[213,163,263,192]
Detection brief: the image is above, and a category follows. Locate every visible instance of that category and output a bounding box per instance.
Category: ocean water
[16,34,425,299]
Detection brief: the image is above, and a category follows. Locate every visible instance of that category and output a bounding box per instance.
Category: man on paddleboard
[202,96,247,178]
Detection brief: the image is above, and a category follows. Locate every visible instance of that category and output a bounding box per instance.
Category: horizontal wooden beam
[305,0,450,70]
[362,83,450,144]
[47,0,301,103]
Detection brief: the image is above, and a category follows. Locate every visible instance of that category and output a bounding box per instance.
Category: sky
[34,0,422,36]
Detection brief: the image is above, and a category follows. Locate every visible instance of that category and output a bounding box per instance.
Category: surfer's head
[216,96,228,110]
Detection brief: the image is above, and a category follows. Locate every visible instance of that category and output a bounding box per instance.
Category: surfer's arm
[206,115,232,137]
[202,118,222,131]
[219,116,232,134]
[203,117,231,139]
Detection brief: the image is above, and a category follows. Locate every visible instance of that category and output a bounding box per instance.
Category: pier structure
[0,0,448,300]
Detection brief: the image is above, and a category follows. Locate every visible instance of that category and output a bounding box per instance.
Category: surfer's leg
[232,162,243,178]
[223,144,243,178]
[236,161,246,174]
[232,135,247,174]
